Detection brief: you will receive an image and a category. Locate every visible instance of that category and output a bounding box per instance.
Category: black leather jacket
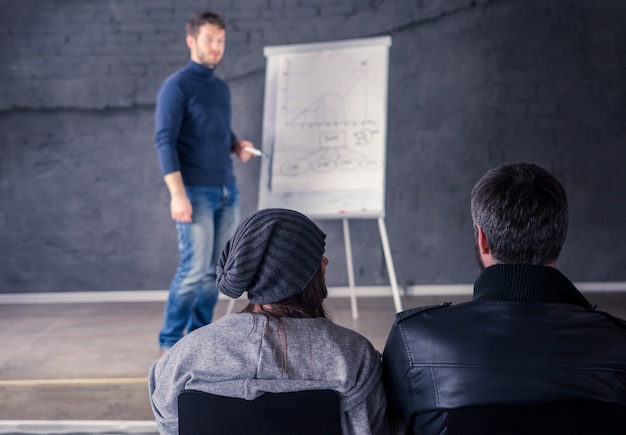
[382,264,626,435]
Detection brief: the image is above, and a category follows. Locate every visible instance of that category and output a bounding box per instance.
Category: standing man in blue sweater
[154,11,256,355]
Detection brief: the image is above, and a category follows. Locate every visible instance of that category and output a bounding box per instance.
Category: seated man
[150,208,391,435]
[382,162,626,434]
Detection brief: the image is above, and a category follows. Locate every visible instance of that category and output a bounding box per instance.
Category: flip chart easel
[229,36,402,319]
[340,216,403,319]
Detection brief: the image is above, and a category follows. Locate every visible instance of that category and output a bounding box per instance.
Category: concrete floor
[1,291,625,434]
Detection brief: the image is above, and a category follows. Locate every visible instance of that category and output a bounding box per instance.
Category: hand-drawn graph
[280,59,376,129]
[270,44,388,193]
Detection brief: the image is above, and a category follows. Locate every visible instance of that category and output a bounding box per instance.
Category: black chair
[178,389,343,435]
[446,400,626,435]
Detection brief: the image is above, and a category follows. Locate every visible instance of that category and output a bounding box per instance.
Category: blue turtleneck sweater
[154,60,237,186]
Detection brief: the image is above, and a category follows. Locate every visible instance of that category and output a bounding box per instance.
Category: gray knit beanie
[216,208,326,304]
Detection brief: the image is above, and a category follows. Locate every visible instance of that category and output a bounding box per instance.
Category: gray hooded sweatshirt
[149,313,390,434]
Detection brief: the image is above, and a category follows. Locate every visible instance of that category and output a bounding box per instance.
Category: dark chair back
[446,400,626,435]
[178,389,342,435]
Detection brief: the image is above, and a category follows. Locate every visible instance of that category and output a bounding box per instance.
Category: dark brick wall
[1,0,625,292]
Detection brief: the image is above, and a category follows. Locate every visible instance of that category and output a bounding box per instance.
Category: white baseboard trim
[334,282,626,296]
[0,420,157,434]
[0,282,625,305]
[0,290,168,305]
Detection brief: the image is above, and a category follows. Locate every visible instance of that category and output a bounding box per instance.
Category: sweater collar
[186,60,216,78]
[473,264,593,309]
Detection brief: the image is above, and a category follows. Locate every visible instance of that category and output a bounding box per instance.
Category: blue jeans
[159,184,240,349]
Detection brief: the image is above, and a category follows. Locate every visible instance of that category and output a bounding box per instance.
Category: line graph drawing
[279,58,377,128]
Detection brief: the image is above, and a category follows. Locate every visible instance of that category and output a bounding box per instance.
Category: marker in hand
[243,146,270,158]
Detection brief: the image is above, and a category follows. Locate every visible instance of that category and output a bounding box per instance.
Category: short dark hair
[186,11,226,37]
[470,162,568,265]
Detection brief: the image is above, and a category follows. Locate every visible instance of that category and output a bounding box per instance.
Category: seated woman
[149,208,390,435]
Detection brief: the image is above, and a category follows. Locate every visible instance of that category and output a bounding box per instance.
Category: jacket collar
[473,264,593,309]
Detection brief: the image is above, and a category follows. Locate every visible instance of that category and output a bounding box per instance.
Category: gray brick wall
[1,0,625,292]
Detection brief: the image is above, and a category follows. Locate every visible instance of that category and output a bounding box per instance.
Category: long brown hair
[240,265,329,375]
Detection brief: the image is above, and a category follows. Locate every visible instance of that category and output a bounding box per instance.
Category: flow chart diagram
[280,130,382,176]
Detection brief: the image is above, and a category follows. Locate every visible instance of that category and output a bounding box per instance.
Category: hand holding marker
[244,146,270,158]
